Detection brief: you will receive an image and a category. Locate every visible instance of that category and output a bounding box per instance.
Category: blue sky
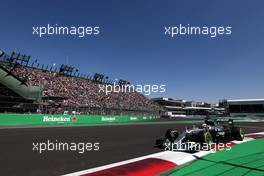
[0,0,264,102]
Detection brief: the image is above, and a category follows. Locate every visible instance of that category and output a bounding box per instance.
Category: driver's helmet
[202,123,208,128]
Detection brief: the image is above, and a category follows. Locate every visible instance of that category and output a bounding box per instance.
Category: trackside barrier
[0,114,159,126]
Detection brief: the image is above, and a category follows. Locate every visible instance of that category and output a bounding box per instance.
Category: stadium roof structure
[151,97,184,103]
[183,106,212,110]
[227,99,264,105]
[0,50,3,57]
[164,105,183,109]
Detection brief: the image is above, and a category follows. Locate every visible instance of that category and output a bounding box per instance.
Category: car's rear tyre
[233,127,244,141]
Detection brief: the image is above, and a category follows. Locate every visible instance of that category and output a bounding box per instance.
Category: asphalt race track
[0,121,263,176]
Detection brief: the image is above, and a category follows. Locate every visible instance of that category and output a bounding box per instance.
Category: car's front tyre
[232,127,244,141]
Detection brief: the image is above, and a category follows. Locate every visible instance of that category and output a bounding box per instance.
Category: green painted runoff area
[169,138,264,176]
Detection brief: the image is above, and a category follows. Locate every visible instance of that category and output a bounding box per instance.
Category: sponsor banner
[0,114,156,126]
[43,116,71,123]
[101,117,117,122]
[130,117,138,121]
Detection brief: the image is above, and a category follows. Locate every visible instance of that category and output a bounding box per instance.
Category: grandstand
[152,97,225,118]
[151,97,185,117]
[0,49,161,116]
[226,99,264,117]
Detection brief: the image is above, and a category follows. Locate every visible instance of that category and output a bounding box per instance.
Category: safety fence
[0,114,159,126]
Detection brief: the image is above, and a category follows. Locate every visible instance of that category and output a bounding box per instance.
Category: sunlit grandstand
[226,99,264,117]
[0,49,162,116]
[152,97,225,118]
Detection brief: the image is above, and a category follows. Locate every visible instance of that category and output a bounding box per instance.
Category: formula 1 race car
[156,118,244,148]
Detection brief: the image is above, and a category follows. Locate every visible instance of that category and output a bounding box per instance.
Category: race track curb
[63,132,264,176]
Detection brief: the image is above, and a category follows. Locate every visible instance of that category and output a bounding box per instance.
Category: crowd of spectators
[5,65,162,115]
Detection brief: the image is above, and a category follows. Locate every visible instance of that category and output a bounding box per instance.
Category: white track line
[155,151,195,165]
[63,151,169,176]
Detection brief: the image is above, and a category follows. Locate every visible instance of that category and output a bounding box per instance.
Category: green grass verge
[169,138,264,176]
